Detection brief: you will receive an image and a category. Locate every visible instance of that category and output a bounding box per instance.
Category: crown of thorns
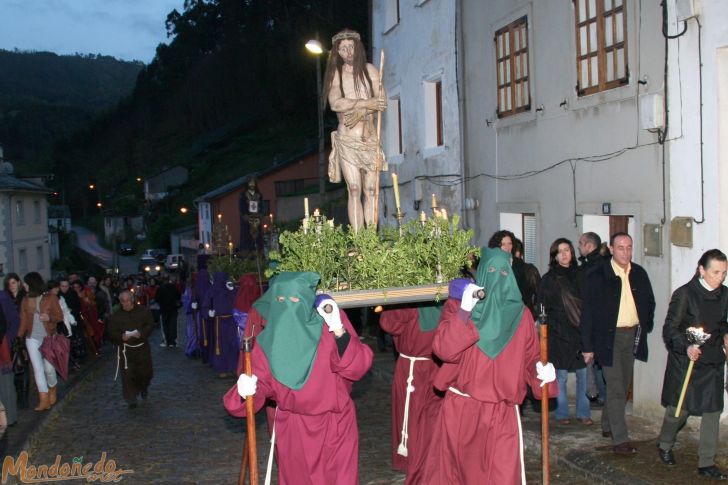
[332,31,360,44]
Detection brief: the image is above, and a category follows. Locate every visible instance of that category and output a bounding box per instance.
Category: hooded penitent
[469,247,525,359]
[417,302,444,332]
[234,274,261,313]
[195,269,212,314]
[254,272,323,390]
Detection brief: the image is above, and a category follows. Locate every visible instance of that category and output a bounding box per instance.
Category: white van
[165,254,185,271]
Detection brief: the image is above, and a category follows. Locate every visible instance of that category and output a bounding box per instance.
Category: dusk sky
[0,0,185,63]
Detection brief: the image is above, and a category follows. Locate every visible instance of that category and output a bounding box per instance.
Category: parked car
[118,242,135,255]
[138,257,162,276]
[142,248,168,262]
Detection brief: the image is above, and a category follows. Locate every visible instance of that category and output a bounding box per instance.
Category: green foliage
[207,256,260,281]
[268,216,479,292]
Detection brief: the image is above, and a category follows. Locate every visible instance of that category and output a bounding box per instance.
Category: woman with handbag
[18,273,63,411]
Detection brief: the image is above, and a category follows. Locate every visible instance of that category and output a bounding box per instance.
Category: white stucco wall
[372,0,463,226]
[459,0,680,417]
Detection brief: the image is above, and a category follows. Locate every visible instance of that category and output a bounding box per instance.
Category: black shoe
[658,447,676,465]
[698,466,728,480]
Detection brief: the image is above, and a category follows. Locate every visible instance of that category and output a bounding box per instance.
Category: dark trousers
[601,326,636,445]
[161,310,178,346]
[659,406,720,467]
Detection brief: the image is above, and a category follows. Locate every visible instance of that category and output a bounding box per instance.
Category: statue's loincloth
[329,132,387,183]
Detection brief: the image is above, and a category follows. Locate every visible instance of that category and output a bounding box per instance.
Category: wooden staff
[238,337,258,485]
[538,304,550,485]
[372,48,385,228]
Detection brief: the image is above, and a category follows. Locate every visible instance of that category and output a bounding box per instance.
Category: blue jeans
[556,368,591,420]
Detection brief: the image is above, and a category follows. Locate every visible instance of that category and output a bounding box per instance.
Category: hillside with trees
[50,0,368,240]
[0,50,143,168]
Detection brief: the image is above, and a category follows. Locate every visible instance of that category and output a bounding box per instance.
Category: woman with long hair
[4,273,29,409]
[538,238,591,425]
[18,272,63,411]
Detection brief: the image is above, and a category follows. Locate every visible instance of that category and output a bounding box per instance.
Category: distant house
[48,204,71,232]
[195,148,340,251]
[144,166,189,202]
[0,153,53,279]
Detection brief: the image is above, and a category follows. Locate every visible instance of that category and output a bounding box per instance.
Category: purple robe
[195,270,213,364]
[210,272,238,374]
[183,286,199,358]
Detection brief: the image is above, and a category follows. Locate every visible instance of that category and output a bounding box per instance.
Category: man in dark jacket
[580,232,655,455]
[155,277,181,348]
[657,249,728,479]
[578,231,608,405]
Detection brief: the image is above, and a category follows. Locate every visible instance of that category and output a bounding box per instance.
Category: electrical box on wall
[643,224,662,257]
[675,0,701,22]
[639,93,665,130]
[671,217,693,248]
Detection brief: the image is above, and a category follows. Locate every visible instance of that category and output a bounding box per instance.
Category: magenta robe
[224,310,373,485]
[379,308,441,482]
[423,299,557,485]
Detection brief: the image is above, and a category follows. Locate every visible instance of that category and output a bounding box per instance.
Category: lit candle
[313,208,320,218]
[420,211,427,223]
[328,219,334,228]
[441,209,448,221]
[391,173,401,210]
[217,213,222,222]
[431,193,437,208]
[304,198,309,218]
[270,213,274,225]
[228,241,233,255]
[303,218,309,233]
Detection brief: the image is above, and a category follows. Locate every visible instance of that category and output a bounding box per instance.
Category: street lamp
[305,36,326,201]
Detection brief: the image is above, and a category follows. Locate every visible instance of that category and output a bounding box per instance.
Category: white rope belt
[397,353,431,457]
[447,386,471,398]
[114,342,145,380]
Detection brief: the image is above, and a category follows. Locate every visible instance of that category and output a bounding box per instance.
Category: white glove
[316,298,343,332]
[236,374,258,398]
[536,362,556,387]
[208,309,216,318]
[460,283,485,312]
[191,302,198,310]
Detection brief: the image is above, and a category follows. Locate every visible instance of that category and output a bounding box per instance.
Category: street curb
[12,350,114,458]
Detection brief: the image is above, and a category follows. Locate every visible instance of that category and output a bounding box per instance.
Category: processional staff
[538,303,550,485]
[238,337,258,485]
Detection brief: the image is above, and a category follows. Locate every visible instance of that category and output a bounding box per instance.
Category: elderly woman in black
[657,249,728,479]
[538,238,591,425]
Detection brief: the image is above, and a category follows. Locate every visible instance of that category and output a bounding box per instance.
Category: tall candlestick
[313,208,320,217]
[304,198,309,218]
[303,218,309,234]
[217,213,222,223]
[441,208,448,221]
[420,211,427,223]
[270,213,274,225]
[431,193,437,208]
[391,173,401,210]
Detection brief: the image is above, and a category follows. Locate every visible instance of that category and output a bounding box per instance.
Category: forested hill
[51,0,367,223]
[0,50,143,169]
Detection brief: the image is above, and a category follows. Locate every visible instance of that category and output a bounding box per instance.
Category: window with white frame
[18,248,27,273]
[36,246,44,270]
[34,200,41,224]
[495,16,530,118]
[383,0,400,32]
[15,200,24,226]
[575,0,628,96]
[386,96,403,157]
[424,79,443,148]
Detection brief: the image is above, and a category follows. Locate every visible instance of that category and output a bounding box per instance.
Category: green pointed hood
[254,272,323,390]
[417,302,444,331]
[470,247,524,358]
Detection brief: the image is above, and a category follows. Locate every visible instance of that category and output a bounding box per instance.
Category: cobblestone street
[18,317,589,484]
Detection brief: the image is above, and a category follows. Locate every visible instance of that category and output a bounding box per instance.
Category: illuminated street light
[305,35,326,199]
[136,177,142,182]
[305,39,323,54]
[96,202,102,208]
[180,207,189,214]
[89,184,95,190]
